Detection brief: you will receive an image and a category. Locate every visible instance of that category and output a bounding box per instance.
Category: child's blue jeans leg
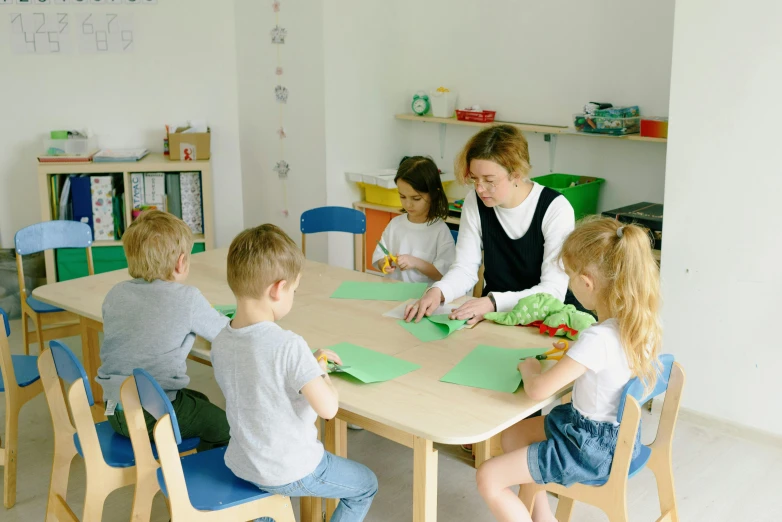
[255,451,378,522]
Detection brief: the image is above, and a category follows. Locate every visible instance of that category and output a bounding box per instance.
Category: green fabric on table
[326,342,421,383]
[397,314,465,342]
[330,281,429,301]
[484,293,596,340]
[440,345,549,393]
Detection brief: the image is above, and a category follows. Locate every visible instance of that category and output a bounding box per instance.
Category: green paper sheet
[330,281,429,301]
[397,314,466,342]
[440,345,549,393]
[214,305,236,319]
[327,342,421,383]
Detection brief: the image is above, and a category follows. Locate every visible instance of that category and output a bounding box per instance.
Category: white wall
[319,0,674,268]
[662,0,782,435]
[0,0,243,248]
[234,0,329,260]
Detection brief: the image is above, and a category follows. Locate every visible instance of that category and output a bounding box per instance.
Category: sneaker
[348,423,363,430]
[461,444,473,453]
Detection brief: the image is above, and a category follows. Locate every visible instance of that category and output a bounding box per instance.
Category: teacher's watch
[487,292,497,311]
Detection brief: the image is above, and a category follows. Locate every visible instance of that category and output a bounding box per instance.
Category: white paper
[9,12,71,54]
[383,299,458,320]
[76,13,133,53]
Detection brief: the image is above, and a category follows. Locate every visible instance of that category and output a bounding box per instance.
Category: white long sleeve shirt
[432,183,574,312]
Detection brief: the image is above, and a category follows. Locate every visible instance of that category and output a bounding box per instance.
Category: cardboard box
[168,129,211,161]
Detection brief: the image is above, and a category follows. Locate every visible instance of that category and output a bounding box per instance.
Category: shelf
[395,114,667,144]
[37,153,210,175]
[92,240,123,247]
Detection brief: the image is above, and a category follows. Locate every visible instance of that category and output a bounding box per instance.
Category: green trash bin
[532,174,605,220]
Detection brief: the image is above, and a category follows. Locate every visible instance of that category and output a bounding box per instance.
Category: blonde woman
[476,218,662,522]
[405,124,581,325]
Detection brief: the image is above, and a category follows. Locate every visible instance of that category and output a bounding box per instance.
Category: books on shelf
[180,172,203,234]
[93,148,149,163]
[129,171,203,234]
[91,176,115,241]
[38,152,97,163]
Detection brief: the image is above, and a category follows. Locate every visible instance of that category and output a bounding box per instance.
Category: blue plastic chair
[0,308,43,508]
[14,221,94,355]
[450,229,458,244]
[132,369,295,521]
[38,341,199,522]
[300,207,367,271]
[521,354,685,522]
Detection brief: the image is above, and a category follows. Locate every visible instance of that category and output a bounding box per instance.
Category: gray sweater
[96,279,229,403]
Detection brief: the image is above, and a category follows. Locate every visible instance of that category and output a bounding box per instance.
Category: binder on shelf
[143,173,165,206]
[130,173,144,211]
[180,172,203,234]
[91,176,114,241]
[70,175,93,236]
[165,173,182,218]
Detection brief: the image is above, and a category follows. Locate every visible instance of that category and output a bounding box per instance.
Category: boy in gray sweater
[212,225,377,522]
[96,210,230,450]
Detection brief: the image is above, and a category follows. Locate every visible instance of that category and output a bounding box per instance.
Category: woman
[405,124,581,325]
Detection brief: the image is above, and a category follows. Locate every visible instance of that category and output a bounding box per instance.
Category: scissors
[317,353,351,373]
[377,242,398,274]
[521,340,570,361]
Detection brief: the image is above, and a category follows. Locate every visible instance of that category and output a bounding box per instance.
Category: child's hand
[396,255,420,271]
[314,349,342,372]
[377,258,396,274]
[518,357,542,377]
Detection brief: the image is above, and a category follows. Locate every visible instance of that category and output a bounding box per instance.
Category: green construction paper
[330,281,429,301]
[327,342,421,383]
[397,314,466,342]
[214,305,236,319]
[440,345,549,393]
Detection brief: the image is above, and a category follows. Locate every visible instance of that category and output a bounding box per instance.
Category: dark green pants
[108,388,230,452]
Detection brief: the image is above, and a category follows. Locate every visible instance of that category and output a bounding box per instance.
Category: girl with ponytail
[476,217,662,522]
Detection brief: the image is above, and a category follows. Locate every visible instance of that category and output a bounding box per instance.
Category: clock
[411,91,430,116]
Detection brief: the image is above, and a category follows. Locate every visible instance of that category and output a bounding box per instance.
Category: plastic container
[430,90,458,118]
[532,174,605,219]
[455,110,496,123]
[641,117,669,138]
[43,138,97,157]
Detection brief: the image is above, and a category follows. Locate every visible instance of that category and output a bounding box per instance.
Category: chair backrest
[15,221,93,256]
[1,307,8,338]
[450,229,458,243]
[0,308,14,392]
[49,340,95,406]
[133,368,183,445]
[617,353,674,423]
[300,207,366,235]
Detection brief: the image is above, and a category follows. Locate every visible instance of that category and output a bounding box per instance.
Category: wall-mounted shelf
[395,113,667,170]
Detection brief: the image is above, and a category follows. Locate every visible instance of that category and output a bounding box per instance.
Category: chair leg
[3,403,20,508]
[130,478,159,522]
[21,310,30,356]
[648,453,680,522]
[518,483,538,512]
[554,495,575,522]
[34,313,45,356]
[45,448,76,522]
[82,484,108,522]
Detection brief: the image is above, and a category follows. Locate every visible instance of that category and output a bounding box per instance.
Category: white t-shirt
[566,319,632,424]
[211,321,325,486]
[371,214,455,285]
[432,184,574,311]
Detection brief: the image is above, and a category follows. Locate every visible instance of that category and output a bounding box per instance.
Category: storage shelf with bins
[37,153,214,283]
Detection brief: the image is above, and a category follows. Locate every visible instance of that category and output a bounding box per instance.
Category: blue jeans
[255,451,378,522]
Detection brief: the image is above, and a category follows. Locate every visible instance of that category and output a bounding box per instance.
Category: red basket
[455,110,496,123]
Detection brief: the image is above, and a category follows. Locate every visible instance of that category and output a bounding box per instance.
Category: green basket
[532,174,605,220]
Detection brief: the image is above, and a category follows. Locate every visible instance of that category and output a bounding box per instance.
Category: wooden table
[33,248,569,522]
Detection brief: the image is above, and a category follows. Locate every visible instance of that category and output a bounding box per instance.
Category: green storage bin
[532,174,605,220]
[56,243,207,282]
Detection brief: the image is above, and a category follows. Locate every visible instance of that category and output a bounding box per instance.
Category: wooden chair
[0,307,43,508]
[133,368,295,521]
[519,354,685,522]
[15,221,94,355]
[38,341,200,522]
[300,207,366,271]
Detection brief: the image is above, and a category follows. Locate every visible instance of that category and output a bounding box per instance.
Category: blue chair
[38,341,199,522]
[450,229,458,243]
[130,368,295,521]
[300,207,366,271]
[0,308,43,508]
[520,355,685,522]
[15,221,94,355]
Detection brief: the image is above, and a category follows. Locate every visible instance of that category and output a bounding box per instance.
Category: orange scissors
[521,340,570,361]
[377,242,398,274]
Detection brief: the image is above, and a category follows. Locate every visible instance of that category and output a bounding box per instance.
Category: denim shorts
[528,403,641,487]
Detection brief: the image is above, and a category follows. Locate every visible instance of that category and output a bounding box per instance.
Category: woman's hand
[314,349,342,372]
[396,254,420,271]
[449,297,494,325]
[404,287,443,323]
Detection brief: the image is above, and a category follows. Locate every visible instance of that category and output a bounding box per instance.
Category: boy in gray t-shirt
[212,224,377,522]
[96,210,230,451]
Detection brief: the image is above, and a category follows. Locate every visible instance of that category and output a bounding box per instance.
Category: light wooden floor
[2,320,782,521]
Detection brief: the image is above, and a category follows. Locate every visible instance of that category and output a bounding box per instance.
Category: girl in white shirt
[371,157,455,285]
[476,217,662,522]
[404,125,581,326]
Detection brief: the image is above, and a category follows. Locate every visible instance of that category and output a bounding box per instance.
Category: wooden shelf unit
[37,153,214,283]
